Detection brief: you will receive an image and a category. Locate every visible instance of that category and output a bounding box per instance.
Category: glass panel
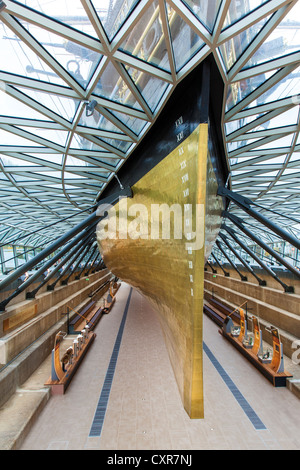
[70,134,109,151]
[2,246,15,273]
[92,0,139,41]
[79,107,128,135]
[243,2,300,67]
[281,168,300,176]
[225,111,271,137]
[93,61,143,109]
[16,87,79,121]
[110,110,148,135]
[0,128,41,146]
[257,134,294,149]
[225,69,280,111]
[290,157,300,179]
[18,20,102,88]
[17,126,69,147]
[125,65,169,111]
[98,136,131,152]
[227,107,299,143]
[69,135,120,166]
[10,153,64,165]
[77,167,110,178]
[218,15,271,70]
[183,0,222,32]
[229,136,263,151]
[224,119,240,136]
[81,129,131,153]
[0,22,66,86]
[0,89,52,121]
[15,246,26,266]
[248,107,299,133]
[11,173,45,184]
[167,3,206,71]
[119,0,171,72]
[0,155,33,167]
[15,0,99,38]
[223,0,270,29]
[247,66,300,108]
[266,155,291,165]
[227,140,247,154]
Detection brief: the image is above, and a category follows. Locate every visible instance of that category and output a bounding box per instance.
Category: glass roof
[0,0,300,270]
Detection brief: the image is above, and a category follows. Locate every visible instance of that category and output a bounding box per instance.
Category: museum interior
[0,0,300,452]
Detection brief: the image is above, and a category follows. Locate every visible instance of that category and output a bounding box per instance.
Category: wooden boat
[96,57,229,418]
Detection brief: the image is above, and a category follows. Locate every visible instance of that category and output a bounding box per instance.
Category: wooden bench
[86,307,104,330]
[70,280,121,334]
[88,279,111,300]
[69,300,96,334]
[203,295,241,328]
[203,302,227,327]
[208,297,240,323]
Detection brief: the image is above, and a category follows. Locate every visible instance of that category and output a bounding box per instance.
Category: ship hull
[96,58,227,418]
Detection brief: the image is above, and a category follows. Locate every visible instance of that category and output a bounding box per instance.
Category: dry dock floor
[3,282,300,451]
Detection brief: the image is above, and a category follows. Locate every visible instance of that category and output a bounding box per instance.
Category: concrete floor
[19,283,300,450]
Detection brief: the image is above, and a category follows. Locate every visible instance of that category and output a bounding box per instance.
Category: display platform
[45,329,96,395]
[220,309,293,387]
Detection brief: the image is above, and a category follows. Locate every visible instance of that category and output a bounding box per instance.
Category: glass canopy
[0,0,300,271]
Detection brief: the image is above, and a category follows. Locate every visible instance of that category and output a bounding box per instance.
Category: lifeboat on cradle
[96,57,229,418]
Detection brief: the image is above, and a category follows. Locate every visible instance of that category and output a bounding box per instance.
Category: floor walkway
[20,283,300,450]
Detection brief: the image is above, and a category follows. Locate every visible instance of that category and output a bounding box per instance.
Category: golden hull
[96,123,223,418]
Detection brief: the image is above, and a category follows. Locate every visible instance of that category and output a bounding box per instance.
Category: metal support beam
[222,224,294,292]
[75,246,98,280]
[85,252,101,276]
[47,230,95,290]
[206,260,217,273]
[218,187,300,250]
[46,232,95,292]
[26,235,91,298]
[0,224,97,311]
[61,243,93,285]
[0,186,132,295]
[89,261,100,274]
[223,211,300,281]
[219,233,266,286]
[93,256,103,272]
[215,240,248,281]
[211,252,230,276]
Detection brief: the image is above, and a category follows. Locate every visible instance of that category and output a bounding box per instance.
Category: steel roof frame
[0,0,299,272]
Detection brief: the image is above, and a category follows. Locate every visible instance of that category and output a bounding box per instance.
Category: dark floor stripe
[89,287,133,437]
[203,341,266,430]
